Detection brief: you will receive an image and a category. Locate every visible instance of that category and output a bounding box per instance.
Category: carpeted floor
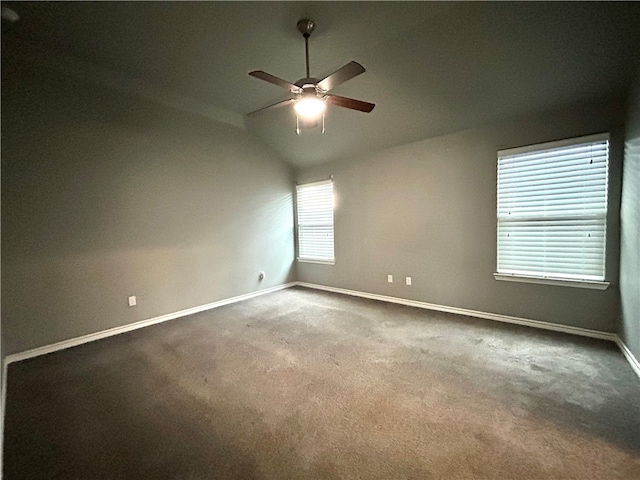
[4,287,640,479]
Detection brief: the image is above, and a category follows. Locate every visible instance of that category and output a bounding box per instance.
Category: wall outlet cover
[387,275,393,283]
[406,277,412,286]
[128,295,137,307]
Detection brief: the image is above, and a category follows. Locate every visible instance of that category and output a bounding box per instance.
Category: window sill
[297,258,335,266]
[493,273,609,290]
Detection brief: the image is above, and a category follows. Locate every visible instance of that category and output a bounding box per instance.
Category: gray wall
[620,74,640,360]
[1,46,295,356]
[296,100,625,332]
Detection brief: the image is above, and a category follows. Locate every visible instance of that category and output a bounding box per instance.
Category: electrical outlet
[387,274,393,283]
[405,277,412,286]
[128,295,137,307]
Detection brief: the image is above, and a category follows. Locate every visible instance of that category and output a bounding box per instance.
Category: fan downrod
[297,19,316,79]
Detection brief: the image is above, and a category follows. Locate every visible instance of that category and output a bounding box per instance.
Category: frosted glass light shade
[294,96,326,118]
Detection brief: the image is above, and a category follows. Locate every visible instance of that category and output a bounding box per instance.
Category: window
[495,133,609,289]
[296,179,335,263]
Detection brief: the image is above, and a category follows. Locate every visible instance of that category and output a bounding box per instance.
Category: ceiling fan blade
[316,61,366,92]
[249,71,301,93]
[325,94,375,113]
[247,98,295,117]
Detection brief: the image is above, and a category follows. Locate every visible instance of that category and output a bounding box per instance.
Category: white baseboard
[4,279,638,372]
[295,282,640,379]
[4,283,297,366]
[615,337,640,379]
[295,282,618,341]
[1,359,6,480]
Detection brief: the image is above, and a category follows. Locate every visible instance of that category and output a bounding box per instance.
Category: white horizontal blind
[296,179,334,262]
[497,134,609,281]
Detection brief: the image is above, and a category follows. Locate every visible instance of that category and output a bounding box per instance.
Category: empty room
[1,2,639,479]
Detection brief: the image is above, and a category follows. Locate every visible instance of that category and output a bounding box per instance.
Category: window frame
[494,133,610,290]
[295,179,335,265]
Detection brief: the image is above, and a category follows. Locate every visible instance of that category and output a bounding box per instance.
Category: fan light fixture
[294,96,326,118]
[248,18,375,134]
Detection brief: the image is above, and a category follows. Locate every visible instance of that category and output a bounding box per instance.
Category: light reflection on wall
[619,135,640,357]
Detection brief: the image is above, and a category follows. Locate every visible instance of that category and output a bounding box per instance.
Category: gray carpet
[4,287,640,479]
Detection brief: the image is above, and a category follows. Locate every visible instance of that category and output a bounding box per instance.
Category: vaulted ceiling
[3,2,640,167]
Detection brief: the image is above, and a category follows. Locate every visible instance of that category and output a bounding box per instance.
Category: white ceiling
[3,2,640,167]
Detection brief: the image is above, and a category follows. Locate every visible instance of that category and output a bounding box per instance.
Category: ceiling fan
[248,19,375,133]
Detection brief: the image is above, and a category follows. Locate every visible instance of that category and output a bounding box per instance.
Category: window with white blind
[296,179,335,263]
[495,133,610,289]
